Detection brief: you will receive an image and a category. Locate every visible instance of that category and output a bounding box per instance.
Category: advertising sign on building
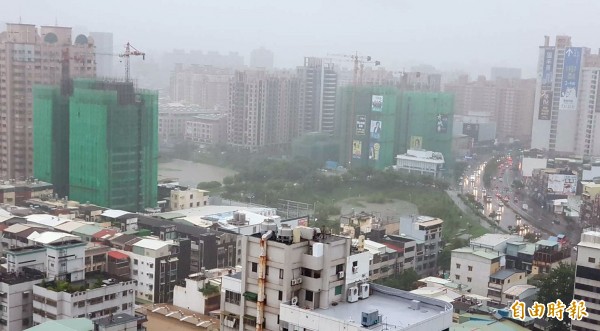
[352,140,362,159]
[462,123,480,142]
[356,115,367,135]
[410,136,423,150]
[539,48,555,120]
[547,174,578,195]
[436,114,448,133]
[370,121,382,141]
[369,142,380,160]
[371,95,383,112]
[559,47,582,111]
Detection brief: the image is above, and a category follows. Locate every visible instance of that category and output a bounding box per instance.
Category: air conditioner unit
[291,279,298,286]
[338,271,345,279]
[359,283,370,299]
[352,266,359,273]
[347,286,359,303]
[295,278,303,285]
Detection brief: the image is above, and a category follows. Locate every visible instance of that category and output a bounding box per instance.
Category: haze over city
[2,1,600,330]
[3,0,600,77]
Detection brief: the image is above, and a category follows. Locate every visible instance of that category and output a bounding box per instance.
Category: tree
[534,263,575,331]
[377,269,420,291]
[197,181,222,190]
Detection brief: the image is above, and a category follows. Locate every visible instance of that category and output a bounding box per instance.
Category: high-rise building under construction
[0,23,96,180]
[34,79,158,212]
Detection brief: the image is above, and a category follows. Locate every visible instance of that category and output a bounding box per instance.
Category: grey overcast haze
[2,0,600,77]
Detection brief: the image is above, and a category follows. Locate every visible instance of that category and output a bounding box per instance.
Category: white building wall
[279,303,452,331]
[0,279,43,331]
[173,278,211,314]
[45,244,86,282]
[127,253,156,302]
[32,280,135,324]
[572,233,600,330]
[450,252,498,297]
[345,252,370,285]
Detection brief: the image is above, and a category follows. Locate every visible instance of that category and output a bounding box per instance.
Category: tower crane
[93,42,146,82]
[327,53,381,166]
[118,42,145,82]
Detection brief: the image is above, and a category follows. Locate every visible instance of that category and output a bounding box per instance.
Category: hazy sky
[2,0,600,78]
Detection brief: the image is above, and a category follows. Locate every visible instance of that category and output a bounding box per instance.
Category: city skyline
[3,0,600,77]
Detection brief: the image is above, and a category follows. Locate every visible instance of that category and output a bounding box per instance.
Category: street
[460,156,582,244]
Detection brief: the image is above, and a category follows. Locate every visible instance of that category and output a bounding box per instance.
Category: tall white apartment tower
[0,23,96,180]
[531,35,600,156]
[572,229,600,330]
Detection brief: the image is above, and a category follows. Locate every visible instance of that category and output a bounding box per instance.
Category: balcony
[488,281,503,290]
[301,254,324,271]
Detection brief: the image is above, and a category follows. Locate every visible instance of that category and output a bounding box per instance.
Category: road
[460,157,581,244]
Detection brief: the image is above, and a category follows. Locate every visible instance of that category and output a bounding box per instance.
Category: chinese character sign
[510,299,588,321]
[356,115,367,135]
[559,47,582,111]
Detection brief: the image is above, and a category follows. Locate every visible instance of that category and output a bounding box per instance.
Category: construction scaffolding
[34,78,158,211]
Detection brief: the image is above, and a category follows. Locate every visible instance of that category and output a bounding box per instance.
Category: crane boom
[118,42,145,82]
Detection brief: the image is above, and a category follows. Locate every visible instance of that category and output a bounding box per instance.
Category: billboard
[371,95,383,112]
[538,90,553,120]
[539,48,555,120]
[410,136,423,150]
[352,140,362,159]
[436,114,448,133]
[462,123,480,142]
[370,121,382,141]
[547,174,578,195]
[559,47,582,111]
[369,142,380,160]
[356,115,367,135]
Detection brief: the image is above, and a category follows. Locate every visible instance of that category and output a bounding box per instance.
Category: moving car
[522,204,528,211]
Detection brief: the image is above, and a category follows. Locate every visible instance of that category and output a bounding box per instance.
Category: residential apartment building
[470,233,524,252]
[169,64,232,110]
[399,215,443,276]
[279,283,452,331]
[531,35,600,156]
[581,181,600,227]
[125,237,191,303]
[531,239,571,275]
[228,70,299,151]
[169,188,208,210]
[0,23,96,180]
[173,268,236,315]
[249,47,274,69]
[158,103,209,143]
[0,268,45,331]
[450,247,504,297]
[1,231,135,329]
[220,222,452,331]
[184,113,227,146]
[486,269,527,306]
[32,278,136,324]
[444,75,535,143]
[0,179,53,205]
[572,229,600,331]
[296,57,338,135]
[491,67,522,80]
